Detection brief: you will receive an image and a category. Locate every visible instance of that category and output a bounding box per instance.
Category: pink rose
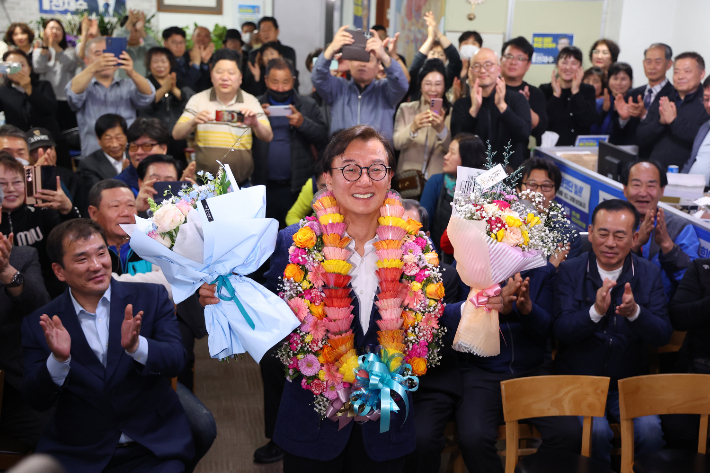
[175,199,192,216]
[153,203,186,233]
[501,226,524,246]
[305,220,322,236]
[492,200,511,209]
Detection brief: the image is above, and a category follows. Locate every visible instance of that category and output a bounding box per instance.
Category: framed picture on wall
[157,0,223,15]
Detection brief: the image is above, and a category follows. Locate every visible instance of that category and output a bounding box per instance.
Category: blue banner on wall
[40,0,89,14]
[531,33,574,65]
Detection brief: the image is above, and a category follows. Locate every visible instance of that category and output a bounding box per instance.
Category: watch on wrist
[5,271,23,288]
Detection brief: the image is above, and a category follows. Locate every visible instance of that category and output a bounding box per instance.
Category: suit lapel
[94,151,120,179]
[105,282,129,383]
[57,290,105,380]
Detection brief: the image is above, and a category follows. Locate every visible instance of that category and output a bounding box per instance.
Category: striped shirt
[177,88,270,183]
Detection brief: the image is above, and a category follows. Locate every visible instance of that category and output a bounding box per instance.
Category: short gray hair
[86,36,106,54]
[645,43,673,61]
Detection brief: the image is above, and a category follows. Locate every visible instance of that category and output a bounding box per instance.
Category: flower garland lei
[277,190,447,417]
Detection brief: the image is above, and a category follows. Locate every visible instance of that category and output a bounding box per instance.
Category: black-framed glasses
[524,182,554,192]
[332,164,391,182]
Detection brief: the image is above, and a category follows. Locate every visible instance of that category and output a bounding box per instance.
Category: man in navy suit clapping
[21,219,193,473]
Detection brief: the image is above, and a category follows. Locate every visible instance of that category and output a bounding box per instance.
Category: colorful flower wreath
[277,190,446,418]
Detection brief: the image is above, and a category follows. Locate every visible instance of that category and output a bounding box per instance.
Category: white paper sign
[475,164,507,189]
[455,166,486,195]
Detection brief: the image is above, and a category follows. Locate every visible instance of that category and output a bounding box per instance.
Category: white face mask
[242,32,252,44]
[460,44,479,60]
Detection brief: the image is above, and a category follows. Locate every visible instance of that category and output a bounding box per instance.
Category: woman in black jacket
[139,47,195,164]
[0,49,70,168]
[661,258,710,450]
[539,46,600,146]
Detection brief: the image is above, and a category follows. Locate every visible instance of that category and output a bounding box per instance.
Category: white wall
[273,0,325,94]
[155,1,273,33]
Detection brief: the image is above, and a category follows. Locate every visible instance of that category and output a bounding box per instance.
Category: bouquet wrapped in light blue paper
[121,165,300,362]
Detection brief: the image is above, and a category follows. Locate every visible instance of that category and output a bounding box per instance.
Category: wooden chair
[500,375,614,473]
[0,371,32,470]
[618,374,710,473]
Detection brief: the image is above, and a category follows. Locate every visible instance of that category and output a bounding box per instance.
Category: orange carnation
[293,226,317,249]
[402,310,417,329]
[319,345,338,364]
[309,303,326,319]
[284,264,305,282]
[425,282,445,300]
[410,357,427,376]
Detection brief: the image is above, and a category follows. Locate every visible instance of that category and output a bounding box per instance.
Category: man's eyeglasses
[502,54,529,63]
[128,142,158,152]
[524,182,554,192]
[470,62,497,71]
[331,164,391,182]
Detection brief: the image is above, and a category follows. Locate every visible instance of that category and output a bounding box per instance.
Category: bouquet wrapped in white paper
[121,165,300,362]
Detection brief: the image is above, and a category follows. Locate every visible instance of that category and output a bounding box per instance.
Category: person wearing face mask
[251,58,327,229]
[636,52,709,170]
[241,22,257,54]
[451,31,482,103]
[451,48,531,168]
[540,46,600,146]
[406,11,462,103]
[113,9,160,80]
[394,58,452,184]
[312,26,409,143]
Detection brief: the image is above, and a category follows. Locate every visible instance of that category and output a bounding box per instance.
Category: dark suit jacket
[21,281,193,472]
[681,120,710,174]
[0,81,62,142]
[450,90,532,168]
[267,224,461,462]
[611,82,675,155]
[77,149,123,191]
[0,246,49,392]
[636,86,710,168]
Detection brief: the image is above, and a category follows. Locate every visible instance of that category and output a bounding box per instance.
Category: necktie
[643,88,653,110]
[103,2,110,16]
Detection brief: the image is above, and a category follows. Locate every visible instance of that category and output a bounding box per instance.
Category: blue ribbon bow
[211,275,256,330]
[350,350,419,433]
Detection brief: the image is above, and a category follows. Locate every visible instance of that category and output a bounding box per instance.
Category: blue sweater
[311,52,409,142]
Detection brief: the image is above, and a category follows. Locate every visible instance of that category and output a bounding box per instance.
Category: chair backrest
[501,375,610,473]
[618,374,710,473]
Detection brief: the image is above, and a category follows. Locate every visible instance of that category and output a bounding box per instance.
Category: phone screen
[40,166,57,191]
[152,181,191,202]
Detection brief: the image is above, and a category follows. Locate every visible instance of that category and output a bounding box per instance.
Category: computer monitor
[597,142,638,182]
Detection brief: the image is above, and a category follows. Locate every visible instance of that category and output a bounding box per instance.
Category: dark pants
[0,382,53,449]
[404,389,460,473]
[661,414,699,451]
[260,341,287,438]
[457,363,583,473]
[265,180,298,229]
[177,319,196,391]
[283,423,406,473]
[176,382,216,473]
[104,443,185,473]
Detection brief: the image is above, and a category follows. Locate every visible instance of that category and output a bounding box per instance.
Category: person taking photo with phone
[311,25,409,142]
[66,36,156,159]
[393,58,452,196]
[174,48,272,187]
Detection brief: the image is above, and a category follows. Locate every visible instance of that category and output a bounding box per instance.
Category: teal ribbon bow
[211,275,255,330]
[350,351,419,433]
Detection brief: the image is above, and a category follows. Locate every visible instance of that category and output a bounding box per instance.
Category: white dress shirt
[688,122,710,186]
[103,151,124,175]
[346,235,379,334]
[46,283,148,444]
[589,263,640,322]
